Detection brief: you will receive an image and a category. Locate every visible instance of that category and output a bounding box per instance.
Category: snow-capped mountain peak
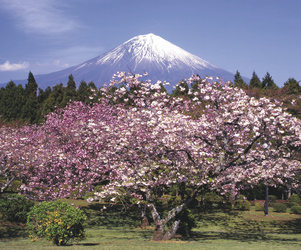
[95,33,216,72]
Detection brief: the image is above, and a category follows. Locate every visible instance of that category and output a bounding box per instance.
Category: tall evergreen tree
[37,87,52,104]
[234,70,248,89]
[22,72,38,123]
[261,72,277,89]
[35,87,52,123]
[41,83,65,114]
[283,78,301,95]
[88,81,97,90]
[62,74,77,106]
[77,80,90,104]
[0,81,25,123]
[249,71,261,88]
[25,71,38,96]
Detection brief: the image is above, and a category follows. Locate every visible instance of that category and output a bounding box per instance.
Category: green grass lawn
[0,200,300,250]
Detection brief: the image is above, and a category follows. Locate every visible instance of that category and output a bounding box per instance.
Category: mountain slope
[6,33,244,91]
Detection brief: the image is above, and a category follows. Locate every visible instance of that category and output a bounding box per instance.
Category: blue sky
[0,0,301,87]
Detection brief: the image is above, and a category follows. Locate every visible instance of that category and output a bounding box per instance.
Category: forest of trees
[0,72,99,125]
[0,70,301,125]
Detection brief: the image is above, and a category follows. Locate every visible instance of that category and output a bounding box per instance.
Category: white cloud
[2,0,79,34]
[0,61,29,71]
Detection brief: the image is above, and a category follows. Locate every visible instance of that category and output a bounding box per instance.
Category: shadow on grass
[190,209,301,244]
[83,203,146,229]
[190,230,301,244]
[84,204,301,241]
[278,217,301,234]
[0,222,28,239]
[75,243,101,246]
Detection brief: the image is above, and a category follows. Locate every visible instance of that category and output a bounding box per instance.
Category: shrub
[203,192,223,203]
[234,199,251,211]
[198,192,223,209]
[27,200,86,246]
[236,195,247,200]
[290,205,301,214]
[287,202,299,208]
[269,202,276,207]
[254,202,265,211]
[273,203,287,213]
[268,195,277,204]
[289,194,301,204]
[0,194,34,223]
[218,200,232,210]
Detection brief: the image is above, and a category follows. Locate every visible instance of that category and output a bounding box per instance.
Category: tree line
[1,70,301,125]
[0,72,99,125]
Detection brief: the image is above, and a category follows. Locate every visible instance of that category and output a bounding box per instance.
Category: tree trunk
[162,220,180,241]
[150,204,164,241]
[141,216,149,228]
[149,202,185,241]
[139,204,149,228]
[152,223,165,241]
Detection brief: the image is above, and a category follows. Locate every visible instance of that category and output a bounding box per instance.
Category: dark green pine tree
[261,72,277,89]
[234,70,248,89]
[0,81,25,123]
[62,74,77,107]
[35,86,52,123]
[41,83,65,114]
[249,71,261,88]
[88,81,97,90]
[21,72,39,123]
[283,78,301,95]
[25,71,38,96]
[191,81,199,93]
[37,86,52,104]
[77,80,91,104]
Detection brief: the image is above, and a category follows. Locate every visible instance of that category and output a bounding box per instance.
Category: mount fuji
[6,33,244,91]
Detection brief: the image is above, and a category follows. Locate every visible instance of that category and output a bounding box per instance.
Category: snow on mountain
[3,33,244,92]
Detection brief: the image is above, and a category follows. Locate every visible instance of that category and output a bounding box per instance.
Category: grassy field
[0,200,300,250]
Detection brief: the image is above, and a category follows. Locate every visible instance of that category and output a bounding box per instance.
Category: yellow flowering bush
[27,200,86,246]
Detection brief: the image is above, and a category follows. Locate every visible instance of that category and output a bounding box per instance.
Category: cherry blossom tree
[90,73,301,241]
